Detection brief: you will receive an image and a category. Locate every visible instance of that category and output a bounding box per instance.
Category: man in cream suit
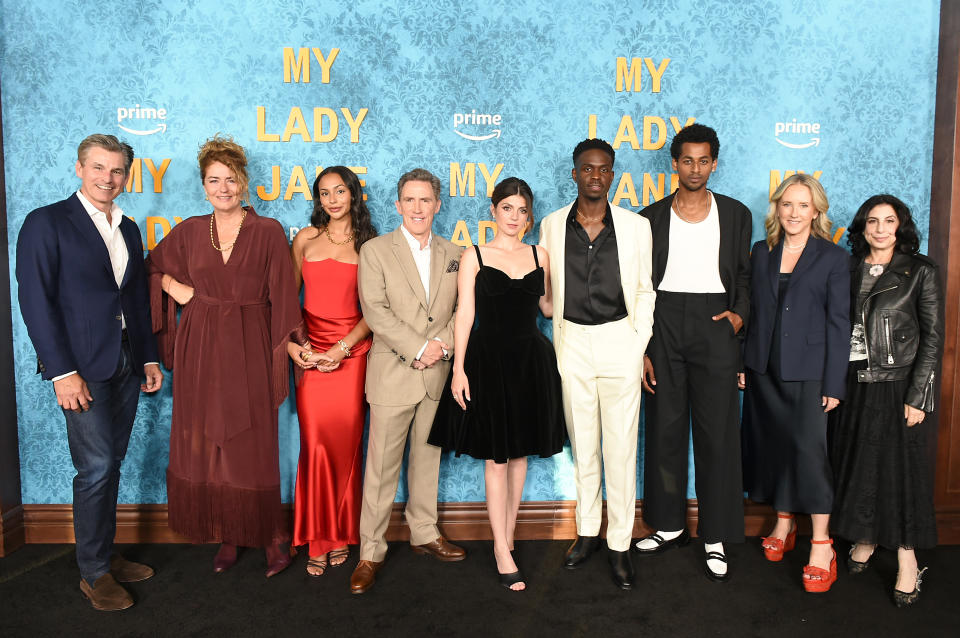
[539,139,655,590]
[350,168,465,594]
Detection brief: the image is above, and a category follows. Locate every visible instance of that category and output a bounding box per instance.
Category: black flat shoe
[894,567,927,607]
[499,570,525,591]
[609,549,635,590]
[704,550,730,583]
[632,529,690,555]
[564,535,601,569]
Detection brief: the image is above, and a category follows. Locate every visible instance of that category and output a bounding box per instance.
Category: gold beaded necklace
[324,225,354,246]
[210,208,247,252]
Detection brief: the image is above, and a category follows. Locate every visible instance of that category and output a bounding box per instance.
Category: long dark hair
[846,194,921,259]
[310,166,378,252]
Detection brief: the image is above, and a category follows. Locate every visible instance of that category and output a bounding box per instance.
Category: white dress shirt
[398,224,444,361]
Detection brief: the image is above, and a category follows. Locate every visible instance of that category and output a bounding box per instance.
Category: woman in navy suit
[740,174,850,593]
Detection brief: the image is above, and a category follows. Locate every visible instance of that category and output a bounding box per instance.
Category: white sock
[705,542,727,575]
[634,529,683,550]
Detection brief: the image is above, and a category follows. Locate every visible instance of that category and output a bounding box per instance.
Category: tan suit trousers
[557,317,644,552]
[358,399,441,562]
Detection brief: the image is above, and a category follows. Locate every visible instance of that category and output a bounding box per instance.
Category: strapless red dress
[292,259,371,556]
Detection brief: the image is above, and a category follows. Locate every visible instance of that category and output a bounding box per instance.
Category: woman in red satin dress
[287,166,378,576]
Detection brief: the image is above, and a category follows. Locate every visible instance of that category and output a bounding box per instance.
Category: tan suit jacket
[358,227,462,405]
[539,201,656,352]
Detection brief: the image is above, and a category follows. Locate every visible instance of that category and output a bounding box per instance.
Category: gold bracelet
[337,339,351,357]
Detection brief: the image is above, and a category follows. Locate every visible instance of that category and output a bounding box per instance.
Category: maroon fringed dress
[147,208,301,547]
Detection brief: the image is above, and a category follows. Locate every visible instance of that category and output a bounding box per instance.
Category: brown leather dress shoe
[412,536,466,561]
[79,573,134,611]
[350,559,383,594]
[110,554,155,583]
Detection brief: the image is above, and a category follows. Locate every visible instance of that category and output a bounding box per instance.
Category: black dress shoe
[632,529,691,555]
[609,550,635,590]
[563,535,601,569]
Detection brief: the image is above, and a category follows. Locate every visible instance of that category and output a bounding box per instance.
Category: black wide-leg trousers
[642,291,745,543]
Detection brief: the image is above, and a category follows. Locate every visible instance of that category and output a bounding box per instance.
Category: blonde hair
[198,134,249,201]
[764,173,832,249]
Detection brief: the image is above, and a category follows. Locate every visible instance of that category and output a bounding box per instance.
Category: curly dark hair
[572,138,615,166]
[846,194,921,259]
[310,166,378,252]
[670,123,720,161]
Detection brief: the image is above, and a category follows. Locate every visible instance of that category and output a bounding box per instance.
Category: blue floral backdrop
[1,0,940,504]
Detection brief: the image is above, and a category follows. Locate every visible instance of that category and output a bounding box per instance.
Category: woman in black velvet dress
[829,194,944,607]
[429,177,565,591]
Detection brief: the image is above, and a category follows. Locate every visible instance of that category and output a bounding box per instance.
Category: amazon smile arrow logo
[454,129,501,141]
[775,137,820,149]
[774,119,821,150]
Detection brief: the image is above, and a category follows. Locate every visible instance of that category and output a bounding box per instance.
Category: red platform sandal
[761,513,796,562]
[802,538,837,593]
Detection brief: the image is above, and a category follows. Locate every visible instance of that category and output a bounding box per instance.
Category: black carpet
[1,539,959,637]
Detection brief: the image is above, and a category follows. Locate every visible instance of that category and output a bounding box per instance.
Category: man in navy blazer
[16,134,162,611]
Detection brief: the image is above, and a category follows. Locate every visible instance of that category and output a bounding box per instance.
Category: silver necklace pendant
[869,263,884,277]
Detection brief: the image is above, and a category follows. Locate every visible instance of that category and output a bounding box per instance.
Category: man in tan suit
[350,168,465,594]
[539,139,655,590]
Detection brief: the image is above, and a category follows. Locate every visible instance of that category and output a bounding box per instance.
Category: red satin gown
[292,259,371,556]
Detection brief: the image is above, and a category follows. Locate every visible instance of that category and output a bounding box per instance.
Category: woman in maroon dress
[147,135,302,577]
[287,166,377,576]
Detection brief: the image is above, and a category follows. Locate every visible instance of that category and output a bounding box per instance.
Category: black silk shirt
[562,203,628,325]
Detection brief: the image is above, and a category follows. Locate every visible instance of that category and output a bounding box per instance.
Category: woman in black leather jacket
[829,194,944,607]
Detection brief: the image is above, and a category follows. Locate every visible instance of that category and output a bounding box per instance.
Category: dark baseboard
[16,501,960,546]
[0,504,25,556]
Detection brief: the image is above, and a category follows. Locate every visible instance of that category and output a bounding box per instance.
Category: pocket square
[445,259,459,273]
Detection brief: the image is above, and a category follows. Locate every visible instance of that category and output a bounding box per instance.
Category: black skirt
[829,360,938,549]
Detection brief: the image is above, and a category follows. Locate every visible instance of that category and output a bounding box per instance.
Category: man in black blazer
[634,124,751,582]
[16,134,163,611]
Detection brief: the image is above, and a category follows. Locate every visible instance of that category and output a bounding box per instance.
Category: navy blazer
[640,191,753,326]
[742,236,850,399]
[16,193,158,382]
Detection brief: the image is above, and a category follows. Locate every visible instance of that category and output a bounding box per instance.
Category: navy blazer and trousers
[741,236,850,514]
[639,192,752,543]
[16,193,158,585]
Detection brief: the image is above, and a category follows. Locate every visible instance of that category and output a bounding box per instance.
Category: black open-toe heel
[499,569,525,591]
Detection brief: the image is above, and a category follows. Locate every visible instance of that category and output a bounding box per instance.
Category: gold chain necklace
[576,210,604,224]
[210,208,247,252]
[325,225,354,245]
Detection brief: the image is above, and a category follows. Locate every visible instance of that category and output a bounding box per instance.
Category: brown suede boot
[110,554,155,582]
[79,573,134,611]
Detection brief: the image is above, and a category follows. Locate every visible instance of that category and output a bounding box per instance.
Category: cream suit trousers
[557,317,644,552]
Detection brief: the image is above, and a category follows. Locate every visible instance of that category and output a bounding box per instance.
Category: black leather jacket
[850,252,944,411]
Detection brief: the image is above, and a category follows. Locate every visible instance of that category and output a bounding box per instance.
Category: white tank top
[658,193,726,293]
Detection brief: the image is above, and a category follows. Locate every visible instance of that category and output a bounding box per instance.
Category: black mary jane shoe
[893,567,927,608]
[499,569,525,591]
[563,535,601,569]
[609,550,635,590]
[846,545,874,574]
[704,550,730,583]
[632,529,691,555]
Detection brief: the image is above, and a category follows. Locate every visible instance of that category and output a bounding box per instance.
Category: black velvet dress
[428,245,566,463]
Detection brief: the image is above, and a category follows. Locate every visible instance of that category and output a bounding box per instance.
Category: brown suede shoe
[79,573,134,611]
[110,554,155,583]
[411,536,466,561]
[350,559,383,594]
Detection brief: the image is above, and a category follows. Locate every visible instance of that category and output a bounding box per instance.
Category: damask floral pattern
[1,0,940,504]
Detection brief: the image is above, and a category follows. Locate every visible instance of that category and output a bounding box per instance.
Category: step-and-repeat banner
[2,1,940,504]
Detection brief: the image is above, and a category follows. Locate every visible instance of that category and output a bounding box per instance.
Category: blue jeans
[63,339,140,586]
